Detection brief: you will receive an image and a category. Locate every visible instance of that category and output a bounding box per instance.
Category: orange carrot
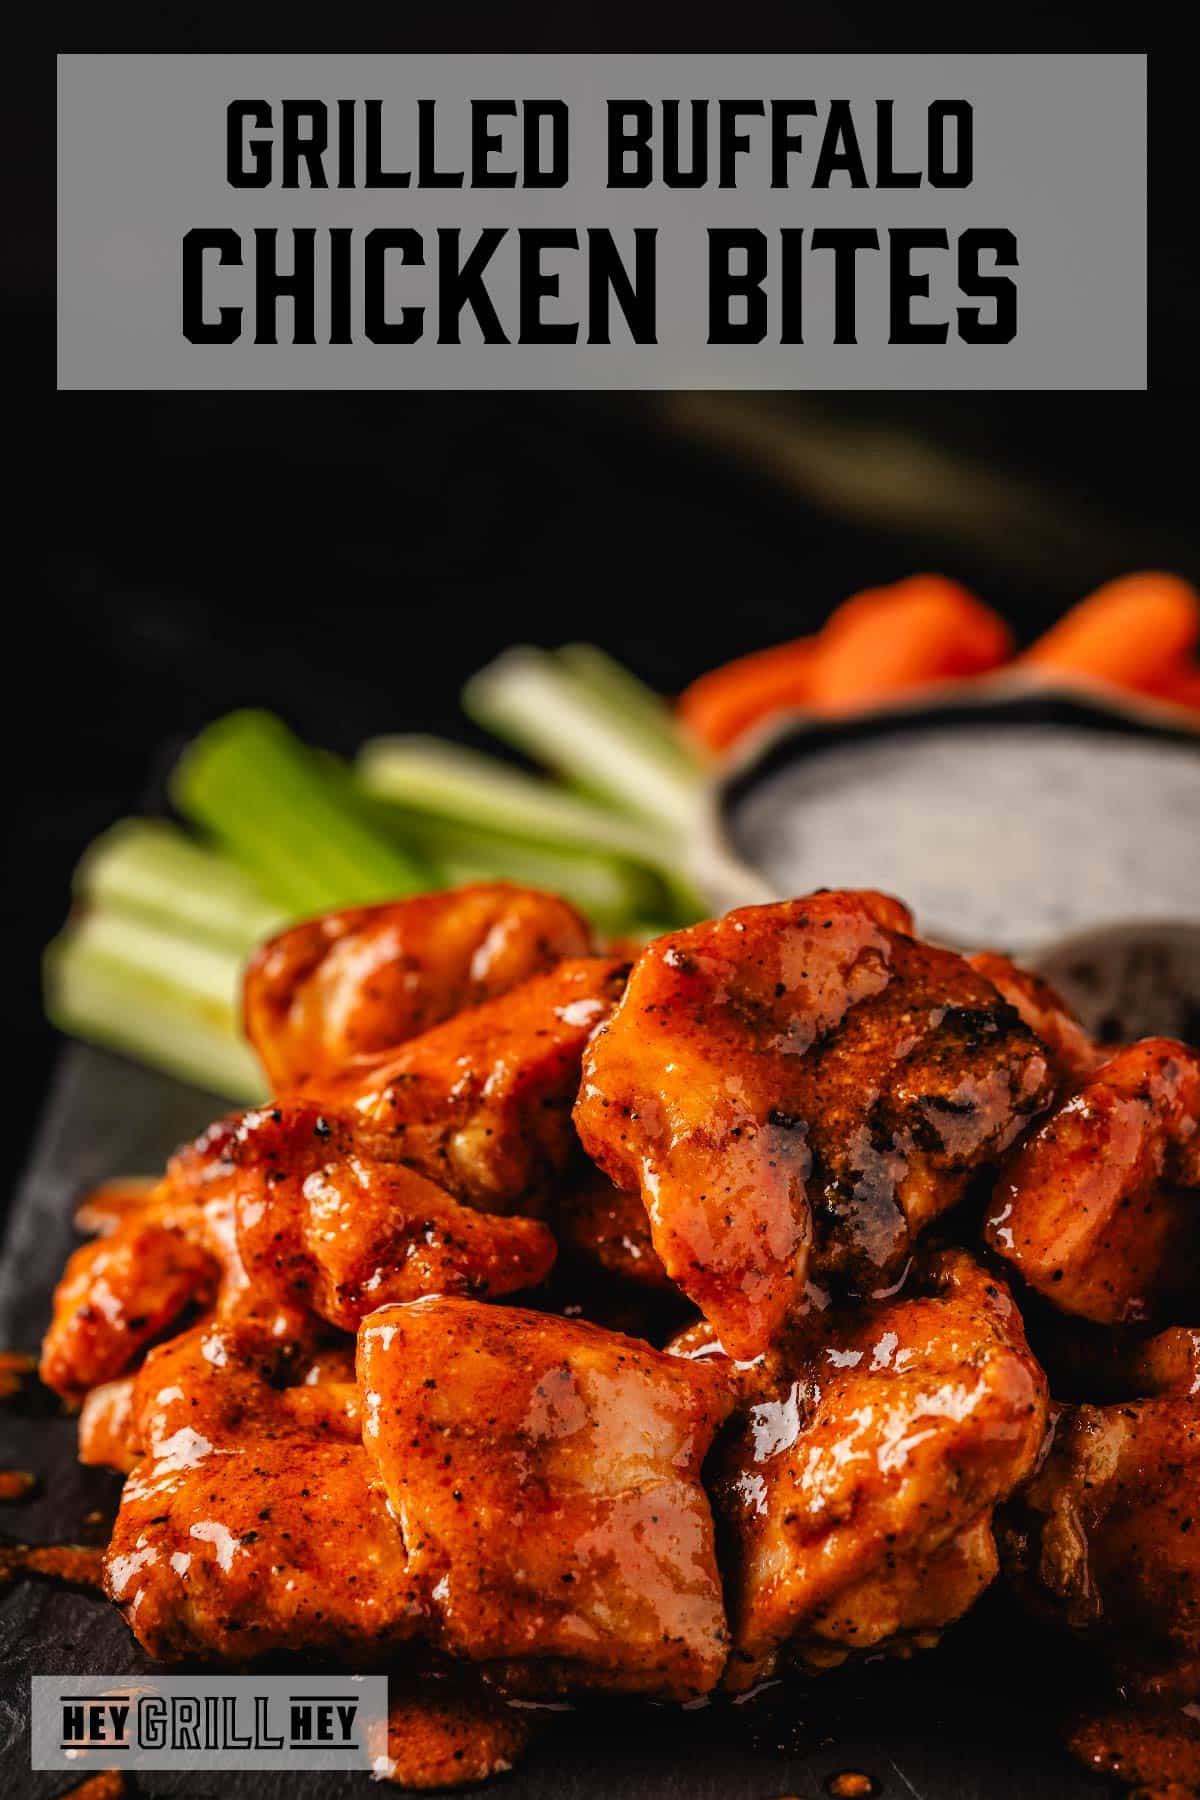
[1142,660,1200,715]
[1023,573,1200,689]
[677,638,817,752]
[806,575,1013,713]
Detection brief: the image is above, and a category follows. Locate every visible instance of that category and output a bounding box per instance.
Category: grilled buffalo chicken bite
[967,951,1103,1084]
[1003,1324,1200,1703]
[986,1038,1200,1326]
[315,957,628,1213]
[41,1100,555,1409]
[245,884,592,1090]
[211,1101,556,1328]
[40,1204,222,1404]
[78,1375,140,1472]
[556,1165,672,1291]
[81,1341,363,1479]
[357,1296,736,1700]
[47,946,619,1409]
[670,1250,1049,1689]
[105,1314,427,1663]
[41,1126,268,1407]
[576,892,1055,1359]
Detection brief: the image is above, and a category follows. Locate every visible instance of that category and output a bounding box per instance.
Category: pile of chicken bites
[41,885,1200,1708]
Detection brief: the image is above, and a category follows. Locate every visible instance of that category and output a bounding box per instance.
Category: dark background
[10,10,1197,1212]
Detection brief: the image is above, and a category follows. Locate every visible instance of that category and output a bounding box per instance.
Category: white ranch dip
[730,724,1200,950]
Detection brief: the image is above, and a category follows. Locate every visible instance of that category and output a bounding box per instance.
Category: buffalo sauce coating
[987,1039,1200,1326]
[826,1776,880,1800]
[43,945,621,1407]
[73,1177,160,1235]
[671,1249,1049,1689]
[103,1314,426,1662]
[40,1099,559,1412]
[967,951,1103,1084]
[0,1540,106,1591]
[40,1131,251,1407]
[1066,1702,1200,1794]
[40,1156,227,1408]
[358,1296,736,1700]
[55,1773,127,1800]
[39,1211,221,1404]
[1035,1323,1200,1409]
[81,1343,361,1478]
[314,957,629,1213]
[0,1350,36,1401]
[378,1674,537,1789]
[1004,1375,1200,1704]
[79,1377,141,1472]
[576,892,1054,1360]
[213,1101,557,1326]
[556,1164,672,1290]
[1124,1328,1200,1401]
[244,883,592,1090]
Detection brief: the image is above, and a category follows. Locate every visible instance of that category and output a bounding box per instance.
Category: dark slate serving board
[1,1044,1111,1800]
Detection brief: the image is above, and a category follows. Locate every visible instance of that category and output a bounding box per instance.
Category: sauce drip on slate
[59,1774,127,1800]
[0,1351,36,1400]
[0,1539,106,1591]
[1065,1703,1200,1793]
[826,1773,880,1799]
[379,1677,537,1788]
[0,1470,35,1500]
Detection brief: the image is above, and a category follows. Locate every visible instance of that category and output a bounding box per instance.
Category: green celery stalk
[62,909,247,1022]
[45,918,266,1101]
[462,648,705,837]
[74,818,286,953]
[379,806,666,929]
[356,735,673,868]
[556,644,709,777]
[171,710,432,916]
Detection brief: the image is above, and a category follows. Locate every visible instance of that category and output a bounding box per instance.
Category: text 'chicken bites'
[576,892,1055,1359]
[1003,1325,1200,1704]
[311,957,629,1213]
[358,1297,735,1700]
[245,883,593,1090]
[987,1037,1200,1325]
[670,1250,1048,1689]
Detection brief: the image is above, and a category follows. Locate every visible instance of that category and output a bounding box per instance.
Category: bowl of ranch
[695,678,1200,963]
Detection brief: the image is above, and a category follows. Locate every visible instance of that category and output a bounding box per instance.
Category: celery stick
[556,644,709,776]
[45,927,266,1101]
[356,736,673,868]
[172,711,432,916]
[75,819,286,952]
[65,909,247,1023]
[383,808,664,928]
[463,648,705,836]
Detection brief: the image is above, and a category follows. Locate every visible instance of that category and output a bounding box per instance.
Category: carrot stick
[806,575,1013,713]
[1022,573,1200,689]
[1142,660,1200,714]
[677,639,817,752]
